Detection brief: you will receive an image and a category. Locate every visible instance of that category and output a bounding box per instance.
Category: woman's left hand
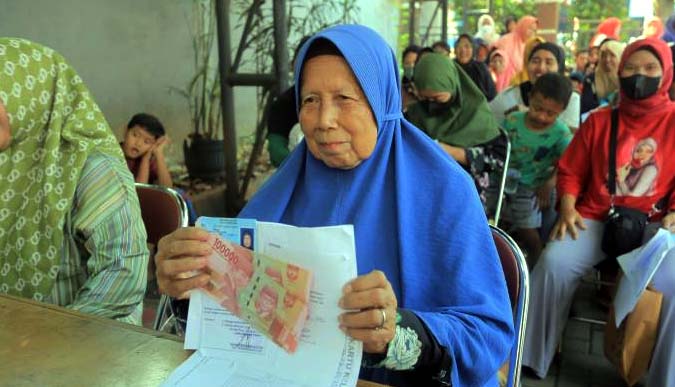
[662,212,675,233]
[338,270,398,354]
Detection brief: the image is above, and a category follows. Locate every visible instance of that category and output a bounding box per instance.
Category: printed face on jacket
[615,137,658,197]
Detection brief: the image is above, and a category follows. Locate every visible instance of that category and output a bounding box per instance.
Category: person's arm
[135,152,152,184]
[616,165,657,197]
[536,173,556,209]
[361,309,451,377]
[152,136,173,187]
[662,211,675,231]
[550,193,586,240]
[351,166,513,386]
[463,134,507,175]
[68,154,149,324]
[481,63,497,101]
[556,116,593,202]
[413,170,512,386]
[560,92,580,133]
[437,142,468,165]
[488,91,507,123]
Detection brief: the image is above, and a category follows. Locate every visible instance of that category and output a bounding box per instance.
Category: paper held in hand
[162,217,362,387]
[202,233,312,353]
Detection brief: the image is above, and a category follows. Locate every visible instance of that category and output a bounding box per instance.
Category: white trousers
[521,219,675,387]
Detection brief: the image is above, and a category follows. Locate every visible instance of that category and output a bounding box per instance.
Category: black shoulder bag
[600,109,650,259]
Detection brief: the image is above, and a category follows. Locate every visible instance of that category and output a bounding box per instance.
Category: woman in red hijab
[493,15,537,74]
[522,38,675,387]
[597,16,622,40]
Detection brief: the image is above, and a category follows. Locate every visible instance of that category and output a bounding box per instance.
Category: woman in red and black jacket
[522,38,675,387]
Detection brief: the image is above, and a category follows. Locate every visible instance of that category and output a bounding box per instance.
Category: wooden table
[0,294,189,386]
[0,295,387,386]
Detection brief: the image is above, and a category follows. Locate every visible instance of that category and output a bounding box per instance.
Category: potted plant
[174,0,225,180]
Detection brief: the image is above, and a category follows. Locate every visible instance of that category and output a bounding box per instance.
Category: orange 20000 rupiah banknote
[201,233,312,353]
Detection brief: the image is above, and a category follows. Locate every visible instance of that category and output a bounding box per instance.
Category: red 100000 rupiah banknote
[202,233,312,353]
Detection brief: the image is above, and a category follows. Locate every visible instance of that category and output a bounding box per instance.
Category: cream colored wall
[0,0,400,166]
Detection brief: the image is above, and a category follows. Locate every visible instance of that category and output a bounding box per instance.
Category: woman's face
[455,38,474,65]
[0,100,11,151]
[403,51,418,69]
[600,48,619,73]
[490,54,505,73]
[620,49,663,82]
[476,46,489,63]
[589,46,600,64]
[242,233,252,248]
[299,55,378,170]
[632,144,655,166]
[527,49,558,83]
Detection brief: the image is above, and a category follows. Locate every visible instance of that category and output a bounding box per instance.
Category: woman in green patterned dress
[0,38,148,324]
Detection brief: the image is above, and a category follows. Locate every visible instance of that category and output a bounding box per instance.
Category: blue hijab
[240,25,512,386]
[663,15,675,43]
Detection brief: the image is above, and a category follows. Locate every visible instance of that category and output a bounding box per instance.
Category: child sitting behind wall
[121,113,173,187]
[500,72,573,266]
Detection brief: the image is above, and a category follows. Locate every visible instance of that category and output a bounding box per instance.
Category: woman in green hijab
[406,53,506,206]
[0,38,148,324]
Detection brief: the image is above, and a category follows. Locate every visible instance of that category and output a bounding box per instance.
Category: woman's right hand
[155,227,212,299]
[550,206,587,241]
[616,163,630,183]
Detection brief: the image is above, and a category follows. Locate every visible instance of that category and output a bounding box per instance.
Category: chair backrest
[490,225,529,387]
[135,183,189,246]
[135,184,189,332]
[492,126,511,226]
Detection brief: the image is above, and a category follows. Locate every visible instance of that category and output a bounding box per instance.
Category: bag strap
[607,108,619,197]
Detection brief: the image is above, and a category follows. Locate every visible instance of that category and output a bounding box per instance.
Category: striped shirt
[47,152,149,325]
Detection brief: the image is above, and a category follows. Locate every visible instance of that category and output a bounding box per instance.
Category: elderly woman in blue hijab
[154,25,513,386]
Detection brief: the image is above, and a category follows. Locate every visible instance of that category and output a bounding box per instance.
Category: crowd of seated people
[395,14,675,387]
[3,10,675,387]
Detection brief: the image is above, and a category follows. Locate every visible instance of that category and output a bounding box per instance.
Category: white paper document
[163,219,363,387]
[613,228,675,326]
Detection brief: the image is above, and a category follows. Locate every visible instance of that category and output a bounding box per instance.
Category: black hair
[528,42,566,75]
[454,34,475,50]
[303,38,343,62]
[415,47,434,64]
[402,44,422,62]
[504,15,517,31]
[292,35,313,65]
[530,72,572,109]
[431,41,451,53]
[127,113,165,138]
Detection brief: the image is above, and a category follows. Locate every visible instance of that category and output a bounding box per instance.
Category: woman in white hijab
[475,14,499,46]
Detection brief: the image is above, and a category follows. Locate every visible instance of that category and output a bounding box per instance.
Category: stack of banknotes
[202,233,312,353]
